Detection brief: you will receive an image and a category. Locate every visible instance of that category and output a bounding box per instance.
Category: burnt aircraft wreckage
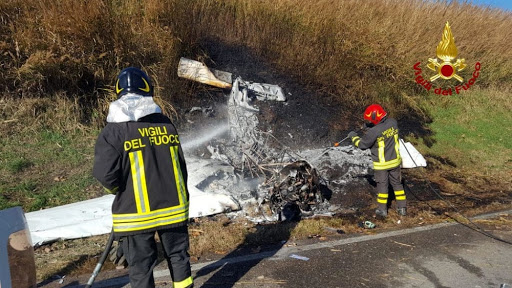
[25,59,426,246]
[178,58,374,222]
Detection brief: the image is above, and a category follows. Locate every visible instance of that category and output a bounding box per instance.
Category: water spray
[181,121,230,151]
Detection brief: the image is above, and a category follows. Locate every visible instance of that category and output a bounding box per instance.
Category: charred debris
[178,58,369,222]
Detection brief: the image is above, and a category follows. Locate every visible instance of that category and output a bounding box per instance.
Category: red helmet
[364,104,387,125]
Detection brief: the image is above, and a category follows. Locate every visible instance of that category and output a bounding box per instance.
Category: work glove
[348,131,358,139]
[109,239,128,269]
[364,122,374,129]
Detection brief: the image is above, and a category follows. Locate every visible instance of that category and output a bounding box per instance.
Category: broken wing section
[177,57,233,89]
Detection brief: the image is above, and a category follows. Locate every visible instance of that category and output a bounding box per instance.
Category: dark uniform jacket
[93,113,189,237]
[352,117,401,170]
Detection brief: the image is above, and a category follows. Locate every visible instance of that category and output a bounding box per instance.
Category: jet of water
[181,121,230,151]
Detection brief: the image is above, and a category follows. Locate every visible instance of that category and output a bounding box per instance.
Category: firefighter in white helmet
[348,104,406,218]
[93,67,193,288]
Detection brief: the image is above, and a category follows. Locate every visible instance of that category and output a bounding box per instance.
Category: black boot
[375,209,387,218]
[397,207,407,216]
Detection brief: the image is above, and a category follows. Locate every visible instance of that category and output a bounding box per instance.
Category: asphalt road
[40,210,512,288]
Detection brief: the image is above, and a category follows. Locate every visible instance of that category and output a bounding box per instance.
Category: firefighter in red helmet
[348,104,406,218]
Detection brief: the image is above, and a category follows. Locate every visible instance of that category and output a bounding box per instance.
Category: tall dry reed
[1,0,511,121]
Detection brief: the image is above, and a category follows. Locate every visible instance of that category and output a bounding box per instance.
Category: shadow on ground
[194,219,299,287]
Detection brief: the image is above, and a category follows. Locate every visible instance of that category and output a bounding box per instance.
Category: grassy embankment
[1,0,511,212]
[0,0,511,281]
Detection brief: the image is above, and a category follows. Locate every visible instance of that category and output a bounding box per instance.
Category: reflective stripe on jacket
[93,113,189,236]
[351,117,401,170]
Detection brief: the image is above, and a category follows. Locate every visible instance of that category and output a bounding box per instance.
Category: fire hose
[333,135,351,147]
[310,130,360,162]
[333,127,363,148]
[85,230,115,288]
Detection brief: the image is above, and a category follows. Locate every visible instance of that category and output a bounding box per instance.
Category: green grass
[36,129,89,166]
[0,172,96,212]
[27,175,96,211]
[417,88,512,171]
[0,127,97,211]
[6,158,34,174]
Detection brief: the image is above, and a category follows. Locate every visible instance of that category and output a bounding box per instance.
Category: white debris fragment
[399,139,427,168]
[242,80,286,102]
[289,254,310,261]
[177,57,232,89]
[230,77,259,112]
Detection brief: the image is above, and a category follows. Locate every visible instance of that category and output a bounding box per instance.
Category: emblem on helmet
[115,67,153,98]
[364,104,387,125]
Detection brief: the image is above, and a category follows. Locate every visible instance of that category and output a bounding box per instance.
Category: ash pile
[178,58,372,222]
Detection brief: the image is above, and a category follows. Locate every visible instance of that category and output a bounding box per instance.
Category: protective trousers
[374,166,406,211]
[122,226,193,288]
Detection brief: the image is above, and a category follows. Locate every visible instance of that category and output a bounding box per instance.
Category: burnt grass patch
[199,40,510,215]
